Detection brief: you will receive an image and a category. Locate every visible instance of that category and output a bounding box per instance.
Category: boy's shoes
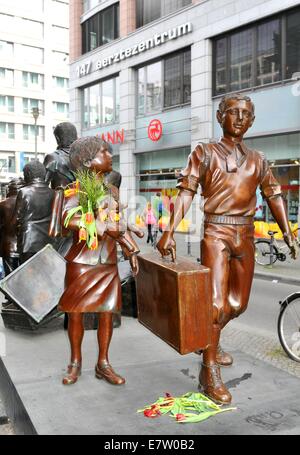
[95,362,125,385]
[198,363,232,404]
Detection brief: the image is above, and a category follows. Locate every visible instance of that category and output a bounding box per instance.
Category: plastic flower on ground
[137,392,236,424]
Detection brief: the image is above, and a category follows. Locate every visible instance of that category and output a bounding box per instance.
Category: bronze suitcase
[136,253,212,355]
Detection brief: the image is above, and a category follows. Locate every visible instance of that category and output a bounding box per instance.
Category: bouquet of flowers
[64,170,123,250]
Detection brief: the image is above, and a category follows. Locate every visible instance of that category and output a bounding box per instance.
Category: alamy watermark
[291,72,300,97]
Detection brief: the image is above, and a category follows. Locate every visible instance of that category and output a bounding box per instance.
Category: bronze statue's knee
[231,303,247,319]
[213,303,225,325]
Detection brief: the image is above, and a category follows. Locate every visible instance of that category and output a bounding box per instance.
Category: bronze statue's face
[89,145,113,174]
[217,99,255,138]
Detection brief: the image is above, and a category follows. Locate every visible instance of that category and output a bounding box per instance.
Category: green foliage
[75,169,108,213]
[138,392,236,424]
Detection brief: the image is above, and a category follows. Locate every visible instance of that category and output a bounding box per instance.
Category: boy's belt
[204,214,254,225]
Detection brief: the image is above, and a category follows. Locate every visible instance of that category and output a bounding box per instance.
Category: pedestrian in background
[143,202,157,246]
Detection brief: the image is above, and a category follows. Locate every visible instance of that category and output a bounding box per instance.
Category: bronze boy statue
[58,136,141,386]
[157,93,298,403]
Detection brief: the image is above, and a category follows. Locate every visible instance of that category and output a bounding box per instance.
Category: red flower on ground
[176,414,186,421]
[143,406,161,418]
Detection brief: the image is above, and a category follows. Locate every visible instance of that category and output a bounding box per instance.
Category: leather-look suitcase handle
[160,246,176,263]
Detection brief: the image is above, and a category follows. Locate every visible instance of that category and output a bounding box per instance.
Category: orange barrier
[254,221,298,239]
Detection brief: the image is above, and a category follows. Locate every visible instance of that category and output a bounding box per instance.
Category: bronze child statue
[157,93,298,404]
[44,122,78,190]
[57,136,141,386]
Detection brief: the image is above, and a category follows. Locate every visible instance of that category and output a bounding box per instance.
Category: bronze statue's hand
[289,241,299,260]
[284,234,299,260]
[129,253,139,277]
[127,222,144,239]
[157,232,176,261]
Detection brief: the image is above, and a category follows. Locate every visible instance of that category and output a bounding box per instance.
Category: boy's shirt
[177,139,282,217]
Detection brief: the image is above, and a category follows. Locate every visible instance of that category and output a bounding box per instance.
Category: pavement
[0,231,299,436]
[1,315,300,436]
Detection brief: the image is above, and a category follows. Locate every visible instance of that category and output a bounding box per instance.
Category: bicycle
[278,291,300,362]
[254,228,300,266]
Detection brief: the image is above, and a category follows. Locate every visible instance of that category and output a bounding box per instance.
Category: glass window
[89,15,99,51]
[0,68,13,87]
[7,96,14,112]
[213,6,300,95]
[89,84,101,126]
[8,156,15,173]
[8,123,14,139]
[53,102,69,114]
[0,123,14,139]
[102,7,114,45]
[102,79,114,124]
[23,124,44,141]
[183,49,191,104]
[286,9,300,79]
[53,76,68,88]
[215,38,227,95]
[82,76,119,128]
[146,62,162,113]
[230,29,253,91]
[257,19,281,86]
[83,87,89,129]
[23,98,44,115]
[22,72,44,89]
[82,4,119,54]
[138,68,145,115]
[138,49,191,113]
[0,96,14,113]
[164,54,181,107]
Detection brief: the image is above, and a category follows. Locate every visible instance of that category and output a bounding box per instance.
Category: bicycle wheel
[278,293,300,363]
[254,240,278,265]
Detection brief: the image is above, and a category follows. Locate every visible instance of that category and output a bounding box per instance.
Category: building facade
[69,0,300,225]
[0,0,70,187]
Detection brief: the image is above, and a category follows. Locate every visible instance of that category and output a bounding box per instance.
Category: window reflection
[213,7,300,95]
[82,77,119,128]
[146,62,162,113]
[102,79,114,124]
[286,9,300,79]
[257,20,281,85]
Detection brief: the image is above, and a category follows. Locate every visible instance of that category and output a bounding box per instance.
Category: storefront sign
[96,129,125,144]
[148,119,163,142]
[76,22,192,77]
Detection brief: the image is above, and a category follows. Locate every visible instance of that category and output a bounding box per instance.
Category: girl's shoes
[95,362,125,385]
[62,361,81,385]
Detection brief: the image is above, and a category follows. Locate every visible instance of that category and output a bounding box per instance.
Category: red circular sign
[148,119,163,141]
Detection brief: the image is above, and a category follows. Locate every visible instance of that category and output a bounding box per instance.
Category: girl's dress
[58,187,139,313]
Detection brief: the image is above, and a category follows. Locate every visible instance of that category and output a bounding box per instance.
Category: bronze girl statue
[57,136,141,386]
